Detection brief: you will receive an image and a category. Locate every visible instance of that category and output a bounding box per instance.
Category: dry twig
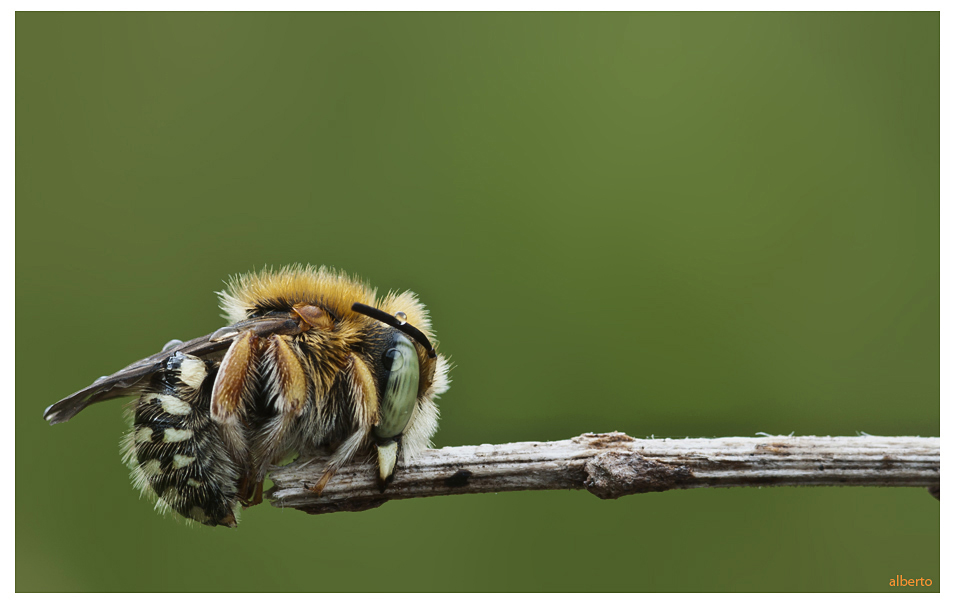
[267,433,941,515]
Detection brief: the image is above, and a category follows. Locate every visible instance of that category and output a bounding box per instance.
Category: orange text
[889,575,933,587]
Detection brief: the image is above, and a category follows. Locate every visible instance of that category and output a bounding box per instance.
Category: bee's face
[46,265,451,527]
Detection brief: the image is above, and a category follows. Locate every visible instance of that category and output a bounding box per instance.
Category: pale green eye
[374,333,420,441]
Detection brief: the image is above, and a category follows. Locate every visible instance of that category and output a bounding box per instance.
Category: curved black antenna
[351,302,437,359]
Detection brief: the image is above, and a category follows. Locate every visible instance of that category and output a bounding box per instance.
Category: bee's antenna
[351,302,437,358]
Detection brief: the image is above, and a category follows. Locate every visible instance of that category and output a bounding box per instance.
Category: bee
[43,265,451,527]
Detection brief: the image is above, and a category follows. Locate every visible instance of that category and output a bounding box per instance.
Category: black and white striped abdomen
[120,352,244,527]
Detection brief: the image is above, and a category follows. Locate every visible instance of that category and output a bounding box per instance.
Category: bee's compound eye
[374,333,420,441]
[382,347,405,371]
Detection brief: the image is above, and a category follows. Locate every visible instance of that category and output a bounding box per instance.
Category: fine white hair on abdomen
[120,353,242,527]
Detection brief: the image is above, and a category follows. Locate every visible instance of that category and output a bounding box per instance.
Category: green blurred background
[17,12,938,592]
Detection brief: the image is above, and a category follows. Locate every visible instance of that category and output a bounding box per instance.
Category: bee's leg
[310,429,367,496]
[210,330,260,513]
[210,330,259,448]
[237,473,251,499]
[239,477,265,507]
[251,480,265,506]
[210,331,259,420]
[265,334,309,418]
[251,334,312,482]
[236,472,262,504]
[310,353,377,496]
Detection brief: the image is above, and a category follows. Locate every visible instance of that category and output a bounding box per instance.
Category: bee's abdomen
[122,353,243,527]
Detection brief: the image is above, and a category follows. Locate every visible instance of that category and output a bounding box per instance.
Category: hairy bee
[44,266,451,527]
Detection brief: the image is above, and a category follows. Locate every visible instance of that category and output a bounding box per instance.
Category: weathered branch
[267,433,940,515]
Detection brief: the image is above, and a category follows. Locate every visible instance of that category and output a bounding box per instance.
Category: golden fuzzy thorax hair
[216,264,448,466]
[218,265,436,345]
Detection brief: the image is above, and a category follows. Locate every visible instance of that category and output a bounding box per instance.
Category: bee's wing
[43,315,302,425]
[42,333,232,425]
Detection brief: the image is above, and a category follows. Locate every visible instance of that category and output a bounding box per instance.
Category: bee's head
[349,302,439,488]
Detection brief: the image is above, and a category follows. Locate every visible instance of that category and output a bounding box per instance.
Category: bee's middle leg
[310,429,367,497]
